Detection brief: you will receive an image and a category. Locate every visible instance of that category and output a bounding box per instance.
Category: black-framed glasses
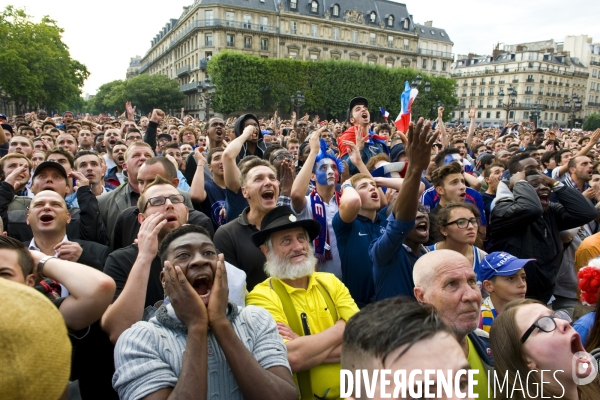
[520,310,571,343]
[144,194,185,211]
[274,153,294,161]
[444,218,479,229]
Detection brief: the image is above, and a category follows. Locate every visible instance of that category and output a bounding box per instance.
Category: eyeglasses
[198,138,206,142]
[274,153,294,161]
[127,136,142,141]
[521,310,572,343]
[144,194,185,211]
[444,218,479,229]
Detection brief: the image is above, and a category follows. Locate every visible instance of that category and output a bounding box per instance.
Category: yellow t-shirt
[246,272,359,399]
[467,336,490,400]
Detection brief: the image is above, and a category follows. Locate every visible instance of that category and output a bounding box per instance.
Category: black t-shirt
[201,180,226,231]
[480,192,496,225]
[213,208,267,290]
[103,244,163,308]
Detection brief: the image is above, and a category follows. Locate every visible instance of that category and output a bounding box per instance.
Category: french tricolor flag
[395,81,418,134]
[379,107,390,120]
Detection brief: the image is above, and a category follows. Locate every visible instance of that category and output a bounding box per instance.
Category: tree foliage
[86,74,184,115]
[0,6,89,111]
[208,51,458,121]
[583,113,600,131]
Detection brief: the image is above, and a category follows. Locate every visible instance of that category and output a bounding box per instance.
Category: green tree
[0,6,89,112]
[583,113,600,131]
[207,51,457,121]
[106,74,184,115]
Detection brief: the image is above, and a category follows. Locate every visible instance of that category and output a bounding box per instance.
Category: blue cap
[0,114,6,119]
[479,252,534,282]
[389,143,405,162]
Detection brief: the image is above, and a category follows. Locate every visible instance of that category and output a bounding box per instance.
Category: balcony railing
[591,61,600,66]
[559,82,563,86]
[417,48,454,59]
[538,91,544,95]
[512,79,519,83]
[179,82,199,93]
[526,78,534,82]
[177,65,191,76]
[200,59,208,70]
[471,82,477,86]
[525,90,533,94]
[589,102,600,107]
[540,79,545,83]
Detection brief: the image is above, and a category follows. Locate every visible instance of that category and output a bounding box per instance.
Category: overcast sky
[9,0,600,95]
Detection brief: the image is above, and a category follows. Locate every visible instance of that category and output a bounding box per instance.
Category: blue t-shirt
[332,207,388,308]
[420,186,488,226]
[201,180,226,231]
[224,188,249,224]
[370,213,422,301]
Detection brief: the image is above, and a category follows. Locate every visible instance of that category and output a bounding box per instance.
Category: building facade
[126,56,142,80]
[136,0,453,119]
[563,35,600,120]
[451,39,595,128]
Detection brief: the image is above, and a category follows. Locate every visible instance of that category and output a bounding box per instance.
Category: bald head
[413,250,468,289]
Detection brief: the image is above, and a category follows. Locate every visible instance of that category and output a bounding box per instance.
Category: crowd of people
[3,99,600,400]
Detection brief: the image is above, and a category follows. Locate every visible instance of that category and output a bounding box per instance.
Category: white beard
[264,248,317,280]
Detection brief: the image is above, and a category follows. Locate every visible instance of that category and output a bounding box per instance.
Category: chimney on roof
[424,21,433,27]
[492,42,503,60]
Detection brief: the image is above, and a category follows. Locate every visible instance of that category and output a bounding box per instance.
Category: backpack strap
[270,278,314,400]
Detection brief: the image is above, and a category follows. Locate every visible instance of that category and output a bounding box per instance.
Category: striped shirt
[479,296,498,333]
[113,304,291,400]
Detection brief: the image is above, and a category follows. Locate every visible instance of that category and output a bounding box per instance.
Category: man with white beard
[246,205,359,400]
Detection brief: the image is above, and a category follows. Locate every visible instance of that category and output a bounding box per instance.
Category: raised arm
[223,125,253,193]
[189,149,208,203]
[291,128,324,212]
[465,106,476,148]
[438,106,450,149]
[144,109,165,152]
[101,214,166,344]
[31,250,116,332]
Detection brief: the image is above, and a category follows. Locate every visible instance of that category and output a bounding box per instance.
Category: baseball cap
[157,133,173,142]
[479,251,534,282]
[347,97,369,122]
[32,161,68,182]
[0,113,7,120]
[389,143,406,162]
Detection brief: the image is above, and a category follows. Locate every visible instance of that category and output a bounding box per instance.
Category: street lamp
[198,76,216,121]
[564,93,582,129]
[290,90,305,116]
[410,75,431,121]
[529,103,542,129]
[498,85,517,126]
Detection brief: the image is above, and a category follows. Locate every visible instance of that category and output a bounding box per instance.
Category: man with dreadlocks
[291,128,344,280]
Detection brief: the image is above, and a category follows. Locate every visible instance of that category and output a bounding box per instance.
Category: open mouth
[40,214,55,223]
[571,334,586,354]
[165,215,178,223]
[192,275,213,299]
[261,190,275,201]
[361,113,368,119]
[108,139,117,145]
[459,193,466,198]
[539,194,549,205]
[415,221,428,234]
[85,173,95,179]
[370,192,379,201]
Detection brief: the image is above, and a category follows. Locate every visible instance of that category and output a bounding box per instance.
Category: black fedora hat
[251,205,321,247]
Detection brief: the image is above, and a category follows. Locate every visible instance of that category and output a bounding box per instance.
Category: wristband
[342,183,353,191]
[37,255,57,279]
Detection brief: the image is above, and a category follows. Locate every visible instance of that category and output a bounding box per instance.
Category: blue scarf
[309,189,340,263]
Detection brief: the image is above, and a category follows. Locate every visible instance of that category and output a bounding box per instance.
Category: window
[312,24,318,37]
[205,33,213,46]
[289,51,297,60]
[370,12,376,23]
[310,54,318,62]
[479,100,483,107]
[352,30,358,43]
[290,21,297,34]
[226,12,235,26]
[496,112,501,118]
[370,33,376,46]
[386,61,393,68]
[403,18,409,29]
[260,17,268,31]
[509,111,514,119]
[244,36,251,49]
[422,59,427,69]
[205,10,214,26]
[226,34,235,47]
[333,27,340,40]
[311,0,318,13]
[487,112,491,118]
[260,38,268,51]
[243,14,251,29]
[388,36,393,49]
[290,0,297,10]
[432,60,437,70]
[332,4,339,17]
[388,15,394,27]
[403,39,409,50]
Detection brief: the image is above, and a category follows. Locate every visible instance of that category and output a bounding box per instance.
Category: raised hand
[343,140,362,166]
[68,171,89,191]
[438,106,445,121]
[137,213,167,257]
[207,254,229,327]
[278,159,295,196]
[355,125,366,151]
[468,106,476,120]
[405,118,437,173]
[151,109,165,124]
[4,165,29,190]
[125,102,136,121]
